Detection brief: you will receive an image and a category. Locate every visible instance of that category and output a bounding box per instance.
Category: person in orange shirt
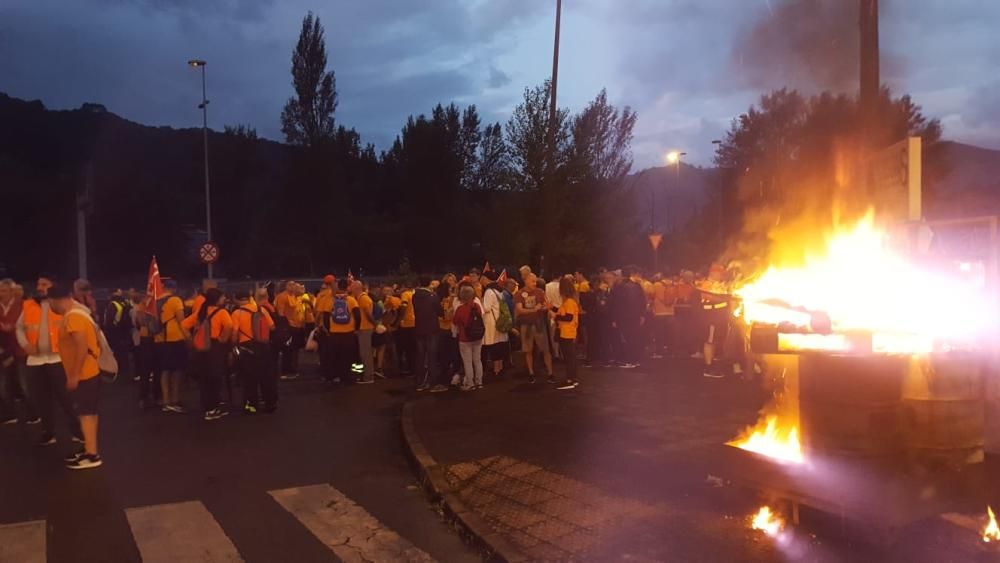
[327,279,360,384]
[231,290,276,414]
[351,280,376,384]
[314,275,335,382]
[277,281,303,380]
[378,286,401,377]
[651,274,678,358]
[49,283,103,469]
[397,282,416,375]
[181,288,233,420]
[550,277,580,390]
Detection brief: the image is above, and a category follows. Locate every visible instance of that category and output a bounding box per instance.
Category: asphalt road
[0,360,480,563]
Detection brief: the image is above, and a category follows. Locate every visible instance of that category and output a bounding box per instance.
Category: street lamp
[188,58,213,280]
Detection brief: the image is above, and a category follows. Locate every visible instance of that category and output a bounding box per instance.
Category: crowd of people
[0,263,750,471]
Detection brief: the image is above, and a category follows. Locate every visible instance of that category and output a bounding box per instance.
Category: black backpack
[466,304,486,341]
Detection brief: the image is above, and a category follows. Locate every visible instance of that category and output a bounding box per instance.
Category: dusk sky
[3,0,999,169]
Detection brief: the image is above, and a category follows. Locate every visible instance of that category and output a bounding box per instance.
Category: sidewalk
[402,359,997,562]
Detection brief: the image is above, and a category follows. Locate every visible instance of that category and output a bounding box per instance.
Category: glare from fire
[728,415,804,464]
[735,211,991,353]
[984,506,1000,543]
[751,506,784,537]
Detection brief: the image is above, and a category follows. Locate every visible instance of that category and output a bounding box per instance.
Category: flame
[751,506,784,537]
[985,506,1000,543]
[735,211,990,353]
[728,415,804,464]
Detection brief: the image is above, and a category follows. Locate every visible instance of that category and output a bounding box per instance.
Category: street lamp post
[188,59,213,280]
[664,150,686,232]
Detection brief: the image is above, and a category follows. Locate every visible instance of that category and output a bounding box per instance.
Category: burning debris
[751,506,785,537]
[728,415,803,465]
[984,506,1000,544]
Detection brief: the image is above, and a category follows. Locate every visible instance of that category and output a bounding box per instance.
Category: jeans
[193,346,227,413]
[559,339,578,383]
[330,332,358,382]
[0,359,33,420]
[653,315,676,355]
[237,342,276,407]
[135,337,160,404]
[27,362,81,438]
[459,340,483,388]
[397,328,416,375]
[356,329,374,382]
[438,330,460,381]
[619,320,642,365]
[414,332,439,387]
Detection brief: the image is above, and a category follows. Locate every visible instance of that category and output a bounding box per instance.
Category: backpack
[65,309,119,377]
[466,304,486,341]
[192,308,224,351]
[372,300,385,323]
[103,299,131,333]
[332,296,352,325]
[238,307,271,344]
[148,296,177,336]
[496,294,514,334]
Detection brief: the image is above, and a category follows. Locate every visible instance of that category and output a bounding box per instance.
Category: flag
[483,261,492,273]
[145,256,165,313]
[496,269,508,286]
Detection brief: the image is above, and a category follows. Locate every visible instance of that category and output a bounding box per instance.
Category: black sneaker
[38,434,56,447]
[64,448,86,463]
[528,375,536,384]
[66,454,102,470]
[546,377,556,385]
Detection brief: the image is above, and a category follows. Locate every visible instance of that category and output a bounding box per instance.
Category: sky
[2,0,999,169]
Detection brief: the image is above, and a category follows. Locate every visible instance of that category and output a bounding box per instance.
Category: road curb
[400,401,529,563]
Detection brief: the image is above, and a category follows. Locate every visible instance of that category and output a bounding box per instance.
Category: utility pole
[188,59,213,280]
[549,0,562,133]
[859,0,879,141]
[76,163,93,280]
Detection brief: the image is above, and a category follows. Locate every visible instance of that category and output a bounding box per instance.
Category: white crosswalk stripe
[269,484,435,563]
[0,520,45,563]
[125,501,243,563]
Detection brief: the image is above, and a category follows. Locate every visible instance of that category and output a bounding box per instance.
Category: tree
[223,124,258,140]
[568,89,637,184]
[506,80,570,191]
[280,12,337,147]
[476,123,512,191]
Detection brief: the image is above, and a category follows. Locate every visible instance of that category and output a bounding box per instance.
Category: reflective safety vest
[21,299,61,353]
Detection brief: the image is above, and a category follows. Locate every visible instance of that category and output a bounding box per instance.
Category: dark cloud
[488,66,511,89]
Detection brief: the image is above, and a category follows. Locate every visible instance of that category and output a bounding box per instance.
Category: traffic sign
[648,232,663,251]
[199,241,220,264]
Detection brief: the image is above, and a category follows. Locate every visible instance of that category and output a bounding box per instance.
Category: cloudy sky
[2,0,999,169]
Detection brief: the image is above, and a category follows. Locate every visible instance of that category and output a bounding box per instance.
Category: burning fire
[984,506,1000,543]
[728,415,804,464]
[735,211,990,354]
[751,506,784,537]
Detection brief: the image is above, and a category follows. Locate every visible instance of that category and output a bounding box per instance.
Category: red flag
[145,256,165,313]
[497,269,508,285]
[483,261,492,273]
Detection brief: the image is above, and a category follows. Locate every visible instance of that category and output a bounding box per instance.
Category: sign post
[648,232,663,272]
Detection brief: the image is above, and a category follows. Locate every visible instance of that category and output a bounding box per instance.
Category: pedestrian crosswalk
[0,485,436,563]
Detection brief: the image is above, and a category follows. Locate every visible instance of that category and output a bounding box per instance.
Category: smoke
[733,0,874,94]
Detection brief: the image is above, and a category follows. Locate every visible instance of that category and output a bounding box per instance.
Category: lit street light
[188,58,213,280]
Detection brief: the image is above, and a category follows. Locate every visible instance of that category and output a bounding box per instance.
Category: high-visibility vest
[22,299,62,353]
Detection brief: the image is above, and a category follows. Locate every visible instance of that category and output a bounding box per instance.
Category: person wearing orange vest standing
[181,288,233,421]
[351,280,376,384]
[16,276,83,447]
[49,282,104,469]
[327,279,361,384]
[154,279,191,413]
[276,281,304,380]
[397,282,416,376]
[314,275,335,383]
[231,289,276,414]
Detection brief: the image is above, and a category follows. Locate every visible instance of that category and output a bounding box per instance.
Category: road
[0,363,479,563]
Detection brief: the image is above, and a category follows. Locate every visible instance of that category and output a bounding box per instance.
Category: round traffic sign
[199,241,220,264]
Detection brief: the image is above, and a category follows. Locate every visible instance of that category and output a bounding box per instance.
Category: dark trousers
[653,315,676,355]
[560,339,578,383]
[317,332,333,381]
[397,328,416,374]
[594,318,620,364]
[193,346,227,413]
[619,320,642,364]
[438,330,460,380]
[238,342,276,407]
[330,332,358,382]
[136,337,161,403]
[415,332,439,387]
[109,335,132,378]
[0,359,35,420]
[280,328,303,375]
[27,362,81,438]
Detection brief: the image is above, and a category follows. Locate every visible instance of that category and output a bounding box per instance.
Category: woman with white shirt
[480,271,508,378]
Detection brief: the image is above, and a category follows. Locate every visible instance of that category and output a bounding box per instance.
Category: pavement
[0,358,481,563]
[403,356,1000,563]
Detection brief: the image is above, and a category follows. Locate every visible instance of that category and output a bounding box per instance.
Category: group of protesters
[0,261,746,471]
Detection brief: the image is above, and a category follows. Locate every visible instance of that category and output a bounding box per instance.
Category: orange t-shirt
[399,290,415,328]
[357,293,375,331]
[59,309,100,381]
[231,303,274,344]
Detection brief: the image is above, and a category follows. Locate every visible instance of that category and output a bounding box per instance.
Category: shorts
[157,341,189,372]
[705,308,730,346]
[72,377,101,415]
[372,331,387,348]
[519,322,550,355]
[484,342,508,362]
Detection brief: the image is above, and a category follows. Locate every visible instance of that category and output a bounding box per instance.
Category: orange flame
[728,415,804,464]
[751,506,784,537]
[984,506,1000,543]
[735,211,991,354]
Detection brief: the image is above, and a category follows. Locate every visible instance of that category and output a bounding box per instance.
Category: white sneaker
[691,352,704,359]
[733,364,744,375]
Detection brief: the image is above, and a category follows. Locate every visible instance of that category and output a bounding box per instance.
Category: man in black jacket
[412,276,443,392]
[615,266,647,369]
